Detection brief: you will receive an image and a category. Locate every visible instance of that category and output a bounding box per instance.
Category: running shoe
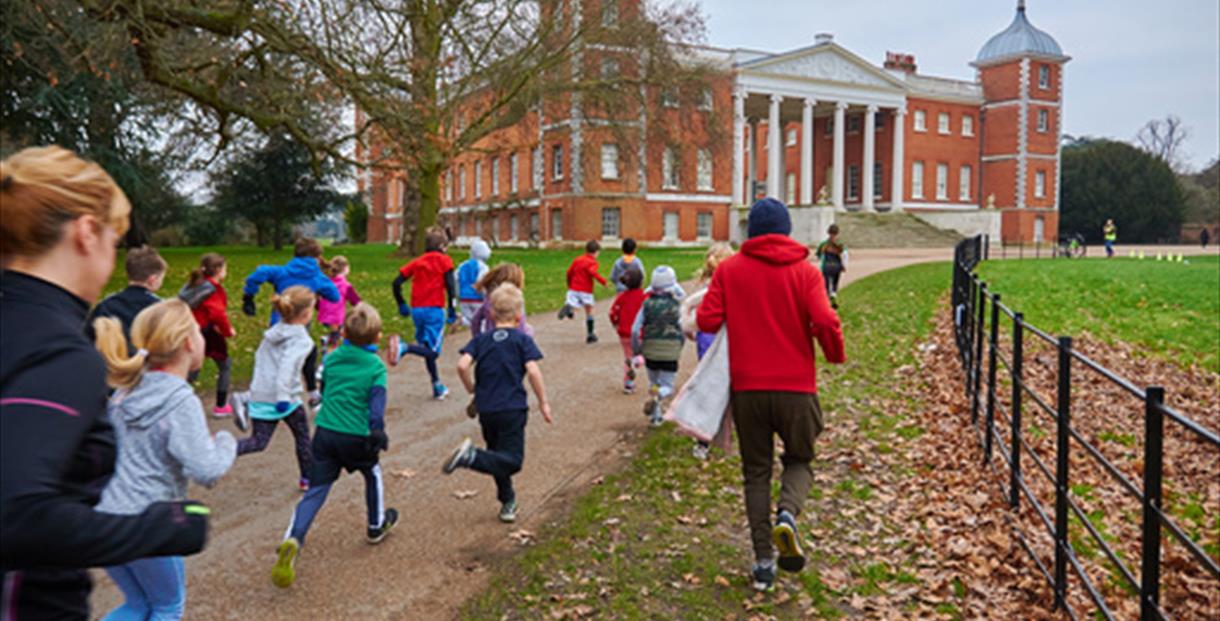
[366,508,400,544]
[751,562,776,592]
[298,478,310,492]
[271,537,300,588]
[643,385,659,417]
[432,382,450,401]
[773,510,806,572]
[585,332,598,344]
[625,363,636,382]
[212,403,233,417]
[557,304,572,320]
[231,392,251,432]
[499,499,518,523]
[387,334,402,366]
[307,390,322,408]
[692,442,710,461]
[442,438,475,474]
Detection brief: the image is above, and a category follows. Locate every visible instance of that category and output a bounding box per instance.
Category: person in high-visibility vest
[1103,219,1117,258]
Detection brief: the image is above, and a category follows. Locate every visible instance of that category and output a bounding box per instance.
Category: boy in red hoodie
[608,265,645,392]
[558,240,608,343]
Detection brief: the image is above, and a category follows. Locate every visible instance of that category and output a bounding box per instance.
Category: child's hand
[366,429,389,453]
[398,302,411,317]
[228,327,237,338]
[540,402,553,424]
[275,401,291,413]
[242,294,257,317]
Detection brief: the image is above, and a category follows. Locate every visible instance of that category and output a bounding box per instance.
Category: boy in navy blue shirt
[443,283,552,523]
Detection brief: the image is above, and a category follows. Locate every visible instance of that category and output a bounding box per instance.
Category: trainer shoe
[623,381,635,394]
[557,304,572,320]
[751,562,777,592]
[442,438,475,474]
[643,385,659,417]
[585,332,598,344]
[271,537,300,588]
[387,334,402,366]
[231,392,251,432]
[772,510,806,572]
[307,390,322,408]
[366,508,399,544]
[626,363,636,382]
[432,382,450,401]
[499,499,518,523]
[298,478,310,492]
[692,442,710,461]
[650,412,664,428]
[830,293,839,309]
[212,403,233,418]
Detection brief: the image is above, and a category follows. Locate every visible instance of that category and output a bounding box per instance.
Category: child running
[470,263,532,338]
[317,255,363,355]
[85,245,167,345]
[444,283,552,523]
[457,239,492,327]
[271,303,398,589]
[681,242,735,459]
[632,266,684,427]
[557,240,608,343]
[232,286,317,491]
[179,253,237,418]
[94,300,236,620]
[609,238,644,293]
[389,228,458,400]
[815,224,847,308]
[608,265,646,393]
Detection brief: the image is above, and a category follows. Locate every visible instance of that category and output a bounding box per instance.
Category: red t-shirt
[608,288,646,338]
[566,254,606,293]
[399,251,455,308]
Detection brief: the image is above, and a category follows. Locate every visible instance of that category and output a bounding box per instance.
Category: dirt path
[88,248,951,620]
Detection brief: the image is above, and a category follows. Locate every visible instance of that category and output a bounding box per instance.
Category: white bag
[664,327,731,443]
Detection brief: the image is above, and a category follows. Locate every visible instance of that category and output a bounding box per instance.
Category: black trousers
[469,409,528,504]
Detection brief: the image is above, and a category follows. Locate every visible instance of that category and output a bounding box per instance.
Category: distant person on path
[681,242,735,460]
[445,284,552,524]
[94,300,237,621]
[85,245,168,345]
[179,252,238,417]
[1103,219,1117,258]
[1,146,208,620]
[815,224,848,308]
[457,239,492,327]
[697,197,845,592]
[271,303,398,589]
[557,240,608,343]
[632,265,684,428]
[609,265,646,393]
[609,238,644,293]
[1201,227,1211,249]
[389,228,458,400]
[317,255,363,356]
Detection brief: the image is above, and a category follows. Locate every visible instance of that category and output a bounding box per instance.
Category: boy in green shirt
[271,303,398,588]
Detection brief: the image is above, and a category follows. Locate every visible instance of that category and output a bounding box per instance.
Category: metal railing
[950,235,1219,620]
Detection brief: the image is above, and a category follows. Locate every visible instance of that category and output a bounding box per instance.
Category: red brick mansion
[361,1,1068,246]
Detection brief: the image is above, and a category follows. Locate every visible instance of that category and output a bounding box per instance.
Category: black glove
[144,500,211,557]
[366,429,389,453]
[242,293,256,317]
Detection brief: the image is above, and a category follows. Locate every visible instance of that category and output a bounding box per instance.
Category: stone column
[732,89,746,205]
[863,104,878,212]
[767,94,782,199]
[800,98,816,205]
[748,118,759,202]
[891,105,906,212]
[832,101,847,211]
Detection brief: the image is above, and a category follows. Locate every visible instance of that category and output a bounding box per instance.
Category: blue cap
[747,197,792,238]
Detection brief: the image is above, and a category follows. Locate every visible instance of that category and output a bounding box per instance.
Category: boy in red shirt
[608,266,646,392]
[558,240,608,343]
[389,229,458,400]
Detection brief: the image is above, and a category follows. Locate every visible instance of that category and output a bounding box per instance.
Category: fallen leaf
[453,489,478,500]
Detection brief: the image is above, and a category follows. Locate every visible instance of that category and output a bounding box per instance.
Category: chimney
[884,51,917,74]
[814,33,834,45]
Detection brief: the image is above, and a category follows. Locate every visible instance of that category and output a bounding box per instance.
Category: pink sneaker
[212,404,233,417]
[387,334,402,367]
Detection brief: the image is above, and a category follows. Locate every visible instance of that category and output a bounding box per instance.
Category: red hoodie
[566,253,607,293]
[697,234,845,393]
[608,288,646,338]
[192,277,233,338]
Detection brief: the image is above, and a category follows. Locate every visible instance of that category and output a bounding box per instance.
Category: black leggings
[187,357,231,407]
[302,344,319,392]
[236,407,313,481]
[823,268,841,297]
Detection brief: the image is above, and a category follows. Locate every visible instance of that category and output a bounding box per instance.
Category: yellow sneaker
[271,537,300,588]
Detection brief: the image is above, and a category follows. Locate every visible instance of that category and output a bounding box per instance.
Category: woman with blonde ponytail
[94,299,236,620]
[1,146,210,620]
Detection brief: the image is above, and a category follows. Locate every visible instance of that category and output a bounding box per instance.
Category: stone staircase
[832,212,963,248]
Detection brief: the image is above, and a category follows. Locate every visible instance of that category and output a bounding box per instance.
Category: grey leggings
[187,357,232,408]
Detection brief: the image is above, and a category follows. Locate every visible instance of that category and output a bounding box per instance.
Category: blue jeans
[103,556,185,621]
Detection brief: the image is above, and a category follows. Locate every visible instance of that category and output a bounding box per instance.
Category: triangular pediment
[740,43,906,91]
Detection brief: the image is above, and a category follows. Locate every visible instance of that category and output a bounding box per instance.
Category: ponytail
[272,285,316,321]
[188,252,226,288]
[93,317,147,389]
[93,300,198,389]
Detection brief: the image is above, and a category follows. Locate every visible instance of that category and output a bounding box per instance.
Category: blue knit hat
[747,197,792,238]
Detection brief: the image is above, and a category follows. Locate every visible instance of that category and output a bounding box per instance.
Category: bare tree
[1136,114,1191,173]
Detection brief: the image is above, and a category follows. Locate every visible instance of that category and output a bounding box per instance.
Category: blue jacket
[244,257,340,324]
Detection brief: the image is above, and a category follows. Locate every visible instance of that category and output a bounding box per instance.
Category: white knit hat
[650,265,677,292]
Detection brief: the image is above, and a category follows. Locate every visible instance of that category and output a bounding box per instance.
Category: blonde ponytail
[93,299,198,389]
[271,285,316,322]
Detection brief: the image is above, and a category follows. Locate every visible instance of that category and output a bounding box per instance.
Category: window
[531,146,540,188]
[491,215,500,240]
[602,207,621,239]
[696,149,713,191]
[786,128,797,146]
[551,209,563,240]
[873,162,883,198]
[875,114,885,130]
[914,110,927,132]
[847,116,861,132]
[661,89,678,108]
[551,144,563,179]
[662,147,679,189]
[1035,170,1046,198]
[1037,109,1049,133]
[490,157,500,196]
[696,212,713,240]
[601,144,619,179]
[510,214,519,241]
[786,173,796,205]
[509,153,519,194]
[601,58,619,79]
[529,213,540,239]
[937,112,950,134]
[459,165,467,199]
[601,1,618,27]
[935,164,948,200]
[699,88,713,111]
[663,212,679,240]
[1034,216,1045,242]
[959,165,972,201]
[474,160,483,198]
[1039,65,1050,89]
[847,165,860,200]
[912,161,925,198]
[962,115,974,137]
[447,170,454,202]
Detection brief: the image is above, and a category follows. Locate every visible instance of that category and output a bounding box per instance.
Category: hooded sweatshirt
[248,322,315,413]
[697,234,845,393]
[180,277,233,337]
[458,240,492,302]
[97,372,236,516]
[317,274,362,327]
[244,256,340,324]
[610,255,645,293]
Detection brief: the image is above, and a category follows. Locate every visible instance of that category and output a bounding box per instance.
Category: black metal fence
[950,235,1219,620]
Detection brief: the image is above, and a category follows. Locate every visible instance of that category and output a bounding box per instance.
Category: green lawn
[978,255,1220,373]
[461,262,952,620]
[102,244,709,392]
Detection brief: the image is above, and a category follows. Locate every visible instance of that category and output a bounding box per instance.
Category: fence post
[1053,336,1072,611]
[1009,312,1024,509]
[985,293,1001,463]
[1140,386,1166,621]
[972,282,987,426]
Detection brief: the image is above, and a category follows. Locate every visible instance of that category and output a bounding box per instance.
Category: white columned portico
[832,101,847,211]
[800,99,815,205]
[891,105,906,212]
[748,118,759,201]
[732,89,746,205]
[863,104,877,211]
[767,94,782,199]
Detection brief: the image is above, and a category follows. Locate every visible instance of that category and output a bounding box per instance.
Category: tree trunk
[273,218,283,250]
[400,0,444,256]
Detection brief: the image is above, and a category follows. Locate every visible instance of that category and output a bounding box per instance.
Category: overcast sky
[699,0,1220,171]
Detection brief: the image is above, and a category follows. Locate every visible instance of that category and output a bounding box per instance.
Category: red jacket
[608,288,646,338]
[697,234,845,393]
[399,251,455,308]
[566,254,606,293]
[193,277,234,337]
